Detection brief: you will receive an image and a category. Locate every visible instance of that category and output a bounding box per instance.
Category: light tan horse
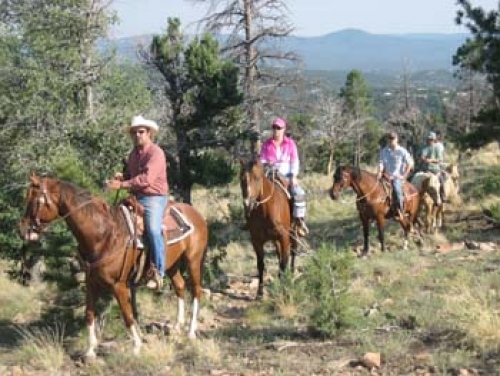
[411,163,460,233]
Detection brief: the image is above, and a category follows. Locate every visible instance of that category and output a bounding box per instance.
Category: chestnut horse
[329,165,420,255]
[19,173,208,357]
[240,158,298,297]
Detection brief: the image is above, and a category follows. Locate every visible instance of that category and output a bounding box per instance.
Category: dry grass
[0,262,45,322]
[14,323,67,372]
[2,145,500,375]
[443,283,500,352]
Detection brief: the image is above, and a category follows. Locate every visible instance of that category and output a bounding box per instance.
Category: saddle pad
[164,206,194,245]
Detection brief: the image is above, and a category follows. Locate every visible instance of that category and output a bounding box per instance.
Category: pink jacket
[122,142,169,196]
[260,136,300,176]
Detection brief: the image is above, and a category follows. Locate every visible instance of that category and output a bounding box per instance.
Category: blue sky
[110,0,499,38]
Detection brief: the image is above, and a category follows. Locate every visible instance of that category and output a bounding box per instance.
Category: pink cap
[272,117,286,129]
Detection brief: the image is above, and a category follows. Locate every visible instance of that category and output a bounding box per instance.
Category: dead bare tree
[191,0,300,152]
[387,61,425,155]
[313,94,350,175]
[445,68,490,138]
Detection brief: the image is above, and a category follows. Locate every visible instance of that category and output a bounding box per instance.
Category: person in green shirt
[420,131,446,202]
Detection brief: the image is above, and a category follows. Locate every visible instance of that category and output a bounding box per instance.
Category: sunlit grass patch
[244,304,274,327]
[14,323,66,372]
[442,283,500,353]
[102,337,176,374]
[0,265,44,322]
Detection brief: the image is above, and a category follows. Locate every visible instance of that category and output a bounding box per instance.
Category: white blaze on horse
[411,163,460,233]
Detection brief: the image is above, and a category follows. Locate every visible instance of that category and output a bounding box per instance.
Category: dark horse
[329,165,420,255]
[240,158,298,297]
[19,173,208,357]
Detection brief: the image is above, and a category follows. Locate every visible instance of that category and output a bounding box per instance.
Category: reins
[251,170,277,208]
[30,180,137,276]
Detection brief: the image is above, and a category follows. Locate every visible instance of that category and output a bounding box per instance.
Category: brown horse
[240,158,298,297]
[19,173,208,357]
[329,165,420,255]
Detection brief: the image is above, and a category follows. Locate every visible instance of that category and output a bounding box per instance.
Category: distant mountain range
[103,28,469,73]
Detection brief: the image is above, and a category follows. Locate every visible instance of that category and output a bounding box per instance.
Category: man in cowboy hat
[420,131,446,202]
[107,115,169,290]
[377,131,414,220]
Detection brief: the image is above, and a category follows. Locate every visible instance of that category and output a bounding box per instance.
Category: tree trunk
[244,0,260,154]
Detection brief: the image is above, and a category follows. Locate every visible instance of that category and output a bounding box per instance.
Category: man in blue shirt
[377,131,414,219]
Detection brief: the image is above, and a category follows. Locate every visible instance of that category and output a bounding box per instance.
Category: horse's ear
[29,172,39,185]
[239,158,246,167]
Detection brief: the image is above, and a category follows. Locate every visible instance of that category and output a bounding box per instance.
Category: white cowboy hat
[127,115,159,134]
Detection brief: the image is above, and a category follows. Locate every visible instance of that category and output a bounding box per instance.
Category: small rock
[210,370,226,376]
[11,366,23,376]
[361,352,381,369]
[479,242,497,252]
[249,278,259,289]
[202,288,211,299]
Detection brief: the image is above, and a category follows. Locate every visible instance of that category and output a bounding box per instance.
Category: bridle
[334,168,383,203]
[242,168,276,213]
[25,179,57,235]
[24,178,94,236]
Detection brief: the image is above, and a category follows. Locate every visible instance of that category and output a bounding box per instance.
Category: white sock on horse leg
[85,319,98,358]
[188,297,199,339]
[175,297,185,332]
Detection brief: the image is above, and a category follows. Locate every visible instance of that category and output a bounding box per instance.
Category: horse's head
[330,165,352,200]
[445,162,460,193]
[239,157,265,212]
[19,173,61,242]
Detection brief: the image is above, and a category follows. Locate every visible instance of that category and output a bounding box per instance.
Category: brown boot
[296,218,309,237]
[145,267,163,291]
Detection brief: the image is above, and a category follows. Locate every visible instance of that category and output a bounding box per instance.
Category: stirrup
[136,237,144,249]
[145,268,163,291]
[296,218,309,236]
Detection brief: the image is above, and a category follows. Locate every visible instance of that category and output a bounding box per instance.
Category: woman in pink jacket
[259,117,308,236]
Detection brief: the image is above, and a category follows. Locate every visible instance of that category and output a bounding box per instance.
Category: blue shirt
[379,145,413,179]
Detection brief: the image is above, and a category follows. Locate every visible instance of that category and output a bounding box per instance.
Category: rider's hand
[291,175,298,186]
[106,179,122,190]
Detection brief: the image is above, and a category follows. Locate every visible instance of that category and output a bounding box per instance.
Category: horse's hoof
[188,332,197,340]
[84,352,97,363]
[132,345,141,356]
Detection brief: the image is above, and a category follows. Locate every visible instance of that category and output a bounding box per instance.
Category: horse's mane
[343,166,378,183]
[58,180,116,220]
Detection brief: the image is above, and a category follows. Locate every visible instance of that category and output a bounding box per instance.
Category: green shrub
[266,244,359,337]
[473,168,500,197]
[302,245,357,337]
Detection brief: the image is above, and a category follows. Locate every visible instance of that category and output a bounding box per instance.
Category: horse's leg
[275,234,291,278]
[168,268,186,333]
[84,281,99,358]
[290,235,298,273]
[186,256,203,339]
[375,214,386,252]
[251,238,265,298]
[359,213,371,255]
[112,282,141,355]
[437,203,444,230]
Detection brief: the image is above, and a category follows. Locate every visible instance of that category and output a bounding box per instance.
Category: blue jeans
[137,195,168,278]
[393,178,404,210]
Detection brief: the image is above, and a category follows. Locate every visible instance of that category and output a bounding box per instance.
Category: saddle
[380,174,415,216]
[121,196,194,247]
[264,167,291,199]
